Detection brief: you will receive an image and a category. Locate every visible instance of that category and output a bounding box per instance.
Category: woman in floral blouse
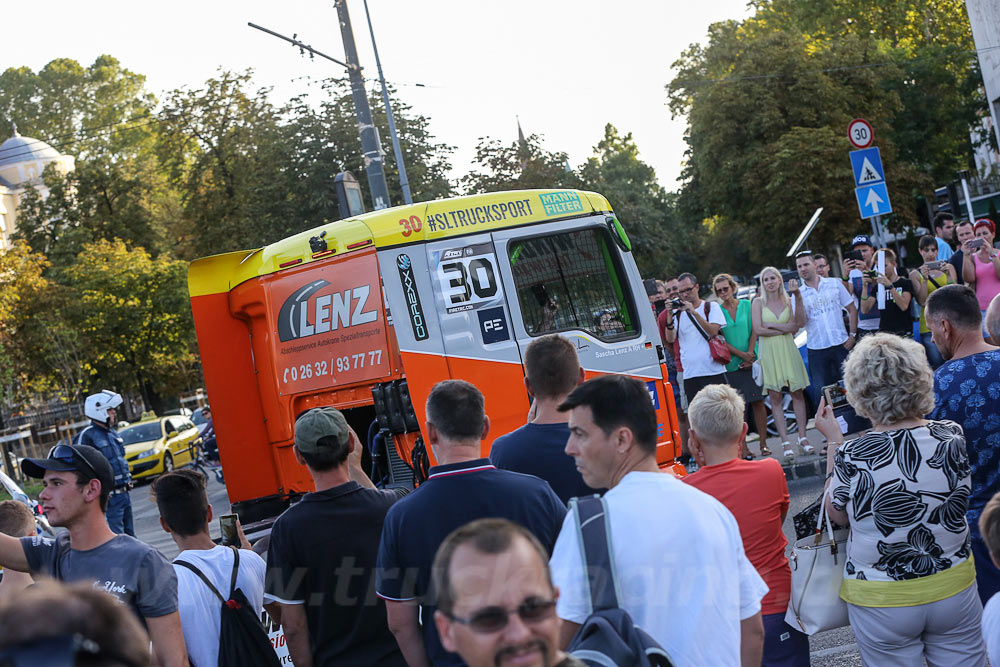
[815,333,986,666]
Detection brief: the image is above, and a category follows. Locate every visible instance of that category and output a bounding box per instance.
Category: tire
[162,453,174,474]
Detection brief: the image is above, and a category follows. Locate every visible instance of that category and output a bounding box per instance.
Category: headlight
[135,448,157,459]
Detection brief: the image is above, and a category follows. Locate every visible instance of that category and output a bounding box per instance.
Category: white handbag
[784,486,850,635]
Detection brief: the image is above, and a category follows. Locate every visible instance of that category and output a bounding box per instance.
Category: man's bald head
[988,293,1000,346]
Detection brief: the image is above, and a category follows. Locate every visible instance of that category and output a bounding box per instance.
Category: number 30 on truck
[188,189,682,530]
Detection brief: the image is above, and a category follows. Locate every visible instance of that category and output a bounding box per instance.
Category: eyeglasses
[48,444,99,480]
[678,285,696,294]
[714,285,731,294]
[446,597,557,633]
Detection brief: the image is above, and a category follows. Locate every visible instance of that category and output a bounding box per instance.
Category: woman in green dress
[713,273,770,457]
[751,266,812,460]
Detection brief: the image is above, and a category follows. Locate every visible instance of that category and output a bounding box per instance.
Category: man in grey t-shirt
[0,444,188,667]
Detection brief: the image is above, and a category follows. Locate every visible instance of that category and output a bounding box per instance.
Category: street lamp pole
[363,0,412,205]
[334,0,391,210]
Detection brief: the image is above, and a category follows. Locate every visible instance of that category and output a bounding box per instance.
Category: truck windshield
[509,228,637,340]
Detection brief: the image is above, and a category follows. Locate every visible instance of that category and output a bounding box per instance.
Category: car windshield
[120,422,162,445]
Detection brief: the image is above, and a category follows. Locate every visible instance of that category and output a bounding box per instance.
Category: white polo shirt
[800,277,853,349]
[550,471,768,667]
[677,301,728,379]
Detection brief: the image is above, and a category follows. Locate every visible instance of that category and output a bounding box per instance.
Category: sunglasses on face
[714,285,731,294]
[48,445,99,480]
[447,597,557,633]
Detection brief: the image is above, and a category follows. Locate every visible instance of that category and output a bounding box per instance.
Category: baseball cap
[294,407,350,454]
[852,234,873,248]
[21,444,114,491]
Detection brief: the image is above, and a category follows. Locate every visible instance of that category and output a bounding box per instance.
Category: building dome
[0,128,61,168]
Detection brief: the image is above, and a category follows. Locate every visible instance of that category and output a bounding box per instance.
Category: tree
[61,239,197,413]
[0,56,158,163]
[578,124,691,276]
[667,0,986,272]
[0,243,51,410]
[304,79,454,207]
[461,133,580,194]
[157,73,457,258]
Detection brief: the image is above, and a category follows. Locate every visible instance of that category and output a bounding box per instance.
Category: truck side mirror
[607,216,632,252]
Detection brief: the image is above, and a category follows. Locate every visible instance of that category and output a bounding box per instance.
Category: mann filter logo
[277,279,378,342]
[539,191,583,216]
[396,254,429,341]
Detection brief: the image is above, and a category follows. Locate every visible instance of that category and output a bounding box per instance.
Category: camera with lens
[669,298,685,310]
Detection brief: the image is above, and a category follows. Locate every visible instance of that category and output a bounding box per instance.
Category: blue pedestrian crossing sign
[849,148,885,186]
[855,182,892,218]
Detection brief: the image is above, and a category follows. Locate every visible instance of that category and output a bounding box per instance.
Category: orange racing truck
[188,189,682,530]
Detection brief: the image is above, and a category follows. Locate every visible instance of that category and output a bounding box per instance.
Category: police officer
[73,390,134,536]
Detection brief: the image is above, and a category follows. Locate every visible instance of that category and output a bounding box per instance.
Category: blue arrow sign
[849,148,884,186]
[855,183,892,218]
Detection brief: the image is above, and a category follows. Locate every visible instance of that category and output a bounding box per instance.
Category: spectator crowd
[0,212,997,667]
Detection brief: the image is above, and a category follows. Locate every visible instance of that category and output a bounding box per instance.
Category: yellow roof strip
[188,189,613,297]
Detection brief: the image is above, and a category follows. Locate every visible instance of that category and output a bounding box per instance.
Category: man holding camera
[660,273,728,407]
[845,235,880,338]
[858,248,915,337]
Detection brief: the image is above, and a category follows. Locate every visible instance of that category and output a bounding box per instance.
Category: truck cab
[188,189,681,527]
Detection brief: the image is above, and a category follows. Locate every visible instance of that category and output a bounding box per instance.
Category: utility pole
[334,0,391,210]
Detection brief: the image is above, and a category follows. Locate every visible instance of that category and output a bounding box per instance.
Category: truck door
[491,218,680,461]
[422,233,529,444]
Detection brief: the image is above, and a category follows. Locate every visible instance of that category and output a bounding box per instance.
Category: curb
[783,457,826,481]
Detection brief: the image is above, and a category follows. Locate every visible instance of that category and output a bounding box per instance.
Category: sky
[1,0,752,190]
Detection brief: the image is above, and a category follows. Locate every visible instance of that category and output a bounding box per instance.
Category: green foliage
[0,55,157,162]
[668,0,986,273]
[62,239,197,410]
[0,243,50,404]
[578,125,692,276]
[461,133,580,194]
[155,73,455,258]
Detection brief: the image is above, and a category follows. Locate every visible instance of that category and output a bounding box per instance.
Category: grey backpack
[567,495,674,667]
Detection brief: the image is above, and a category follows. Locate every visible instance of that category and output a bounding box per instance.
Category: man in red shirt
[683,384,809,667]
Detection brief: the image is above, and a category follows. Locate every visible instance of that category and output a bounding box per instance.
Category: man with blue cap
[0,444,188,666]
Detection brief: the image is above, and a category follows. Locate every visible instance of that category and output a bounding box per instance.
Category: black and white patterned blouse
[830,420,972,582]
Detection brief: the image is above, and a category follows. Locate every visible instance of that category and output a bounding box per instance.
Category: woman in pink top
[963,219,1000,334]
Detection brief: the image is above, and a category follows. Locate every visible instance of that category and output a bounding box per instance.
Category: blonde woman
[751,267,811,460]
[816,334,985,665]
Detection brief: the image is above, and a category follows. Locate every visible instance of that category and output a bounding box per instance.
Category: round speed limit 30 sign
[848,119,873,149]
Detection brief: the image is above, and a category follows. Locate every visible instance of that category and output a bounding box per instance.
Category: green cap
[294,407,350,453]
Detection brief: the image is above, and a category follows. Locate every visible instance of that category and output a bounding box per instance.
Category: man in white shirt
[660,272,729,407]
[795,251,858,395]
[153,470,266,667]
[550,374,768,666]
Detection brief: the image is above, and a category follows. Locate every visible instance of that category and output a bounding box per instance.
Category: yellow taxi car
[120,415,200,480]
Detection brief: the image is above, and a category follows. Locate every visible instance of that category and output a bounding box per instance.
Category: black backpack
[567,495,674,667]
[175,546,281,667]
